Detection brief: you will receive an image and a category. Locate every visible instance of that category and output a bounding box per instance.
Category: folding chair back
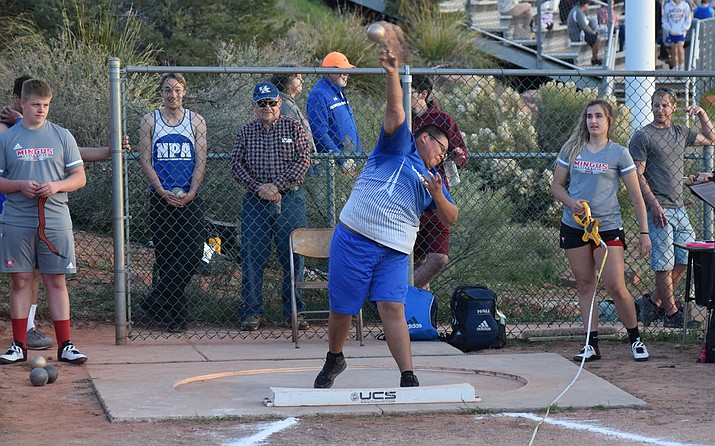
[289,228,364,348]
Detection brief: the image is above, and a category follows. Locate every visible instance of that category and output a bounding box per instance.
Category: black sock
[626,326,640,344]
[401,370,414,379]
[327,351,343,359]
[588,331,599,348]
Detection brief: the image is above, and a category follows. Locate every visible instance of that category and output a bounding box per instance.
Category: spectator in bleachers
[656,0,672,63]
[497,0,533,40]
[560,0,577,25]
[663,0,692,71]
[567,0,603,66]
[597,2,624,52]
[694,0,714,19]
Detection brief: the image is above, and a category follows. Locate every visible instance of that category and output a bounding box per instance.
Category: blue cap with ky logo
[253,82,280,102]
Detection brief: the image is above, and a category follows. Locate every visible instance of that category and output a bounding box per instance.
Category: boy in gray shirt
[0,78,88,365]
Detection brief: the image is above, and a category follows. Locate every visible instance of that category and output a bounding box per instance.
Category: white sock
[27,304,37,331]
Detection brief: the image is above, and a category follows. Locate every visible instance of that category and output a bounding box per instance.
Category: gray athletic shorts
[0,223,77,274]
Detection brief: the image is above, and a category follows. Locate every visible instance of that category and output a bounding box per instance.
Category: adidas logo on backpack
[446,285,507,352]
[406,316,423,330]
[476,320,492,331]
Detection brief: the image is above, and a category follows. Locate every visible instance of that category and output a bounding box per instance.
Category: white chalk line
[497,413,711,446]
[223,417,298,446]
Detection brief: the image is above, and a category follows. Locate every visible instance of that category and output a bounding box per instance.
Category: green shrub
[438,76,538,152]
[535,81,632,152]
[401,7,492,68]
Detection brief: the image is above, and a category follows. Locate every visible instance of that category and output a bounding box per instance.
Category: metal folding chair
[289,228,364,348]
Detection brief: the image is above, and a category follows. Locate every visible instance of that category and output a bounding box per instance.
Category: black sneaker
[400,371,420,387]
[314,353,346,388]
[663,310,701,329]
[0,341,27,364]
[637,295,658,327]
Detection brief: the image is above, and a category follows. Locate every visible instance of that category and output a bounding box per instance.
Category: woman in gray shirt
[551,99,651,363]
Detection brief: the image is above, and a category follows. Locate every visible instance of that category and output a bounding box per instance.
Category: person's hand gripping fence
[573,202,605,248]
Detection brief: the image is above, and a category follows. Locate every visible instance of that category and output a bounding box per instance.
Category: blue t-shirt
[694,5,714,19]
[339,120,453,254]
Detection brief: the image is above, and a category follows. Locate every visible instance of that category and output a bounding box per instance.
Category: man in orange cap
[307,51,362,172]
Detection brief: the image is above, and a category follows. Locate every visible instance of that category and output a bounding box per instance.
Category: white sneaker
[58,341,88,364]
[0,341,27,364]
[572,344,601,362]
[631,338,649,362]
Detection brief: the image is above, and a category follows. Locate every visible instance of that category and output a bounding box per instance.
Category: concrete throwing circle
[172,365,527,397]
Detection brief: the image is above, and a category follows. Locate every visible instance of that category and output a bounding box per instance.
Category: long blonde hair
[560,99,615,164]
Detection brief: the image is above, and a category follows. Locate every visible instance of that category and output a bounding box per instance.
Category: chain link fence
[5,65,712,345]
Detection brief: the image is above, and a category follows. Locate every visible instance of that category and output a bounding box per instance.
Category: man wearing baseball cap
[230,82,312,332]
[307,52,362,172]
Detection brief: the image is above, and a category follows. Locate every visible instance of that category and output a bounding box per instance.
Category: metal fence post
[403,65,413,286]
[109,57,128,345]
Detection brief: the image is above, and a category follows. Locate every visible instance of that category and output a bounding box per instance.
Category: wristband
[640,232,649,234]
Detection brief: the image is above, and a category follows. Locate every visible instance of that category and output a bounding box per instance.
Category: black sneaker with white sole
[58,340,88,364]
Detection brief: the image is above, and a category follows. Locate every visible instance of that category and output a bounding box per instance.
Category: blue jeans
[239,189,307,319]
[648,207,694,271]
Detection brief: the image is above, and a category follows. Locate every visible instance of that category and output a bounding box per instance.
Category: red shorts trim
[559,223,627,251]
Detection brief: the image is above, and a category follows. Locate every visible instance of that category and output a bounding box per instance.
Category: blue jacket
[306,77,362,160]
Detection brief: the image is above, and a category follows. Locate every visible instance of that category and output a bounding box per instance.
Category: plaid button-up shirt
[230,116,311,193]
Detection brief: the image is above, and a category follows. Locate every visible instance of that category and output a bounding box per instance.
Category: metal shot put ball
[29,367,49,386]
[44,364,59,384]
[171,187,186,197]
[367,23,385,43]
[28,355,47,369]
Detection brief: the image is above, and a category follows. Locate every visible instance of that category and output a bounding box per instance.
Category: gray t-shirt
[567,6,594,42]
[0,120,83,229]
[279,92,316,153]
[629,123,697,208]
[558,141,635,231]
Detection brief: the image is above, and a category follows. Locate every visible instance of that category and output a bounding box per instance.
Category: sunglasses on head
[257,100,279,108]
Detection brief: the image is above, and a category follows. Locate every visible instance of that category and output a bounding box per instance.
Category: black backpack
[444,285,507,352]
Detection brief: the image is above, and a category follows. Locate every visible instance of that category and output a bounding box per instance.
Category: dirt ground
[1,324,713,446]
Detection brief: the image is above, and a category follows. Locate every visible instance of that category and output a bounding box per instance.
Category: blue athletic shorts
[648,208,694,271]
[666,34,686,44]
[328,223,408,315]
